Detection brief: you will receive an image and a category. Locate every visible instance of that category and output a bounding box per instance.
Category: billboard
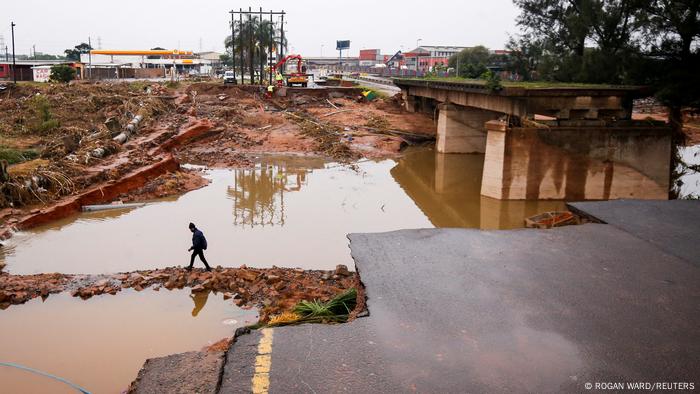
[336,40,350,50]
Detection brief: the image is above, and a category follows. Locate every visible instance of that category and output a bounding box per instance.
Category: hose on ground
[0,361,92,394]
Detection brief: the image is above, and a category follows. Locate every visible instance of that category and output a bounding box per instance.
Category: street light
[416,38,423,48]
[11,22,16,84]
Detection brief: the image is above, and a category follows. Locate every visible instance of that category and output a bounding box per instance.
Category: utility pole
[280,12,285,61]
[259,7,264,85]
[11,22,17,84]
[230,10,236,81]
[248,7,253,85]
[32,44,36,60]
[269,10,273,86]
[239,9,243,85]
[88,37,92,80]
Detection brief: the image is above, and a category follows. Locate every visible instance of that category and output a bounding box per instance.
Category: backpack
[201,233,208,250]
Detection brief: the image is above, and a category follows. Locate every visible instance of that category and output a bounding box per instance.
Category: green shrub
[0,147,40,164]
[29,95,60,133]
[480,70,503,92]
[49,64,77,83]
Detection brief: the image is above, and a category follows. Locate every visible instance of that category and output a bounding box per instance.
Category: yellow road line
[252,328,274,394]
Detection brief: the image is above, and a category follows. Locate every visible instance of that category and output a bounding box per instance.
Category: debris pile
[0,266,357,321]
[0,272,72,308]
[0,82,177,210]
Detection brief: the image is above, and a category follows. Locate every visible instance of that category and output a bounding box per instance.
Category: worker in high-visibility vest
[266,85,275,98]
[275,72,284,87]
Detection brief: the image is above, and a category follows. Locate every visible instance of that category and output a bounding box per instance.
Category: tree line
[448,1,698,130]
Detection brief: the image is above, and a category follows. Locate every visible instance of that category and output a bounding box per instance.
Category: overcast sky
[2,1,520,57]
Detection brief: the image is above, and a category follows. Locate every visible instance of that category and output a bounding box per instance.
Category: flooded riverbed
[0,288,257,394]
[1,148,564,274]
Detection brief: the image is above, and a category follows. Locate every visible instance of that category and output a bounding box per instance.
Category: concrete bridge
[393,78,671,201]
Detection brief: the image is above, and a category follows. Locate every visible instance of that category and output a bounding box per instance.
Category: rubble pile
[0,82,178,210]
[0,266,357,321]
[0,272,72,308]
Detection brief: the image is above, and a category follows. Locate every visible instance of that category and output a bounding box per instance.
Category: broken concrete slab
[226,224,699,393]
[128,350,224,394]
[568,200,700,266]
[219,330,262,393]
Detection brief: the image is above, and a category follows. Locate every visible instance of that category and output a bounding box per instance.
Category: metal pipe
[82,202,147,212]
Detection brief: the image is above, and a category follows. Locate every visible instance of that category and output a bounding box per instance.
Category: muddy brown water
[1,148,565,274]
[0,288,257,394]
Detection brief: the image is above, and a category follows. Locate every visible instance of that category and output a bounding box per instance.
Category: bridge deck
[394,78,647,120]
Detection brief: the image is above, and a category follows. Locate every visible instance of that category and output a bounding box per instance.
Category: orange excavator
[273,55,309,87]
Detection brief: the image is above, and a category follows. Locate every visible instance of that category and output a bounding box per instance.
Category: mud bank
[0,266,356,321]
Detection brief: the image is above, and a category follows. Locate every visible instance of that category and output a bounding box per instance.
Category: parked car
[223,71,236,84]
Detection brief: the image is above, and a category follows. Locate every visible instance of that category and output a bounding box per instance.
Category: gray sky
[2,1,520,57]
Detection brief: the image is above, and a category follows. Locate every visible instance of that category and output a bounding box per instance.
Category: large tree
[448,46,492,78]
[64,43,93,61]
[511,0,647,83]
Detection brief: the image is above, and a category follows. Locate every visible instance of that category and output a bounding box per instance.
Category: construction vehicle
[385,51,403,69]
[273,55,309,87]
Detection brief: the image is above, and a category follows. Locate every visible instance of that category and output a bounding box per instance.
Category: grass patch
[395,76,638,90]
[0,147,40,164]
[267,288,358,326]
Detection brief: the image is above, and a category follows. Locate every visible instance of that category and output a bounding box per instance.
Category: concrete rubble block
[128,350,225,394]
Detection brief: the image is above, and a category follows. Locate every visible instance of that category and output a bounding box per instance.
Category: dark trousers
[189,248,211,269]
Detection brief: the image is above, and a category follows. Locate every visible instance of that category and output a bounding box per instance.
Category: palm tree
[225,17,287,84]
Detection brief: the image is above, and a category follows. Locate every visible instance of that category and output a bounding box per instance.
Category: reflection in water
[0,289,258,393]
[392,148,566,229]
[1,148,568,274]
[228,156,323,227]
[190,291,210,317]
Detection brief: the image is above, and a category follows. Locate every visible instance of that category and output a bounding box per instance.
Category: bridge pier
[481,121,672,200]
[436,104,500,154]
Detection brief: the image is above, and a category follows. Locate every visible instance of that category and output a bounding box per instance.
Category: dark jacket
[192,229,207,250]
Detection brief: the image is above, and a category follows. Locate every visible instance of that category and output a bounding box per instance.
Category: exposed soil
[0,265,356,322]
[632,99,700,145]
[119,168,210,202]
[172,83,435,167]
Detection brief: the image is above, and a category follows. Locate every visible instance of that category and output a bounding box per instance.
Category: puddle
[1,148,565,274]
[0,288,258,394]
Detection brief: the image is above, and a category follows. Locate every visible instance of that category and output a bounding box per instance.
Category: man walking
[187,222,211,271]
